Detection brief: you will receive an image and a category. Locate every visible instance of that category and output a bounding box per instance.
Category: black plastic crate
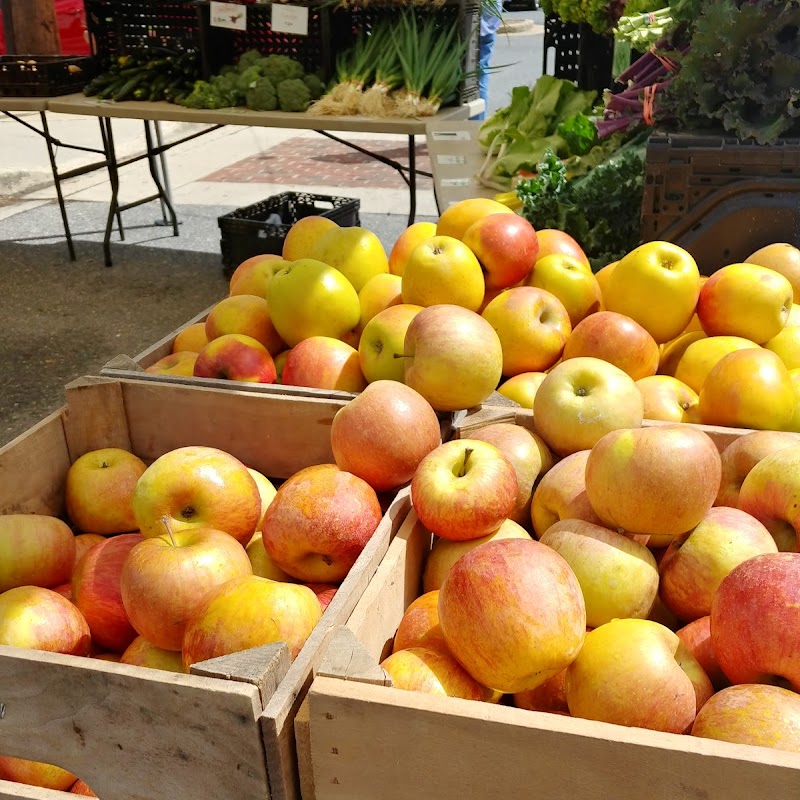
[542,14,614,94]
[640,131,800,273]
[0,54,95,97]
[83,0,202,71]
[218,192,361,274]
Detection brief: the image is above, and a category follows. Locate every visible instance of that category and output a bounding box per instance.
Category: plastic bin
[0,54,95,96]
[218,191,361,275]
[640,131,800,274]
[542,14,615,94]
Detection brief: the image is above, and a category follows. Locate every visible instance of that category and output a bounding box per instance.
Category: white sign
[437,154,467,166]
[431,130,472,141]
[441,177,472,187]
[271,4,310,36]
[210,1,247,30]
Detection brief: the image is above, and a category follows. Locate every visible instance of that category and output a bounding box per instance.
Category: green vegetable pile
[180,52,325,112]
[515,131,650,269]
[540,0,628,34]
[83,49,200,103]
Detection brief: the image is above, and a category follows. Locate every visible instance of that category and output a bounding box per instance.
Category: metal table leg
[39,111,76,262]
[407,134,417,227]
[143,121,179,237]
[99,117,121,268]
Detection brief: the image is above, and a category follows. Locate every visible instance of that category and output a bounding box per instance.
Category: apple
[716,430,800,508]
[261,464,382,583]
[540,519,659,627]
[562,311,659,381]
[274,349,290,383]
[673,335,760,394]
[692,684,800,752]
[0,586,91,655]
[172,321,209,354]
[282,216,338,262]
[72,533,143,652]
[281,336,366,393]
[65,447,146,535]
[0,757,77,792]
[533,357,644,457]
[402,305,503,412]
[120,526,253,651]
[534,229,590,268]
[388,221,437,276]
[594,260,616,302]
[304,582,337,610]
[0,514,75,592]
[381,646,501,702]
[267,259,360,347]
[330,380,441,492]
[788,368,800,433]
[205,294,284,355]
[481,287,571,376]
[636,375,699,423]
[411,439,517,541]
[530,449,601,538]
[660,507,778,622]
[358,273,403,329]
[496,372,547,408]
[467,422,553,526]
[435,198,514,240]
[462,213,539,289]
[585,425,721,548]
[392,590,448,653]
[676,616,728,690]
[247,468,277,529]
[310,226,389,292]
[711,552,800,688]
[193,334,277,384]
[145,351,198,377]
[246,533,295,582]
[358,303,423,383]
[527,254,602,327]
[514,669,569,715]
[131,445,261,546]
[698,348,795,431]
[182,575,322,667]
[228,254,287,297]
[71,779,98,796]
[565,618,713,733]
[747,243,800,303]
[698,263,793,343]
[765,324,800,369]
[73,533,106,570]
[439,538,586,693]
[401,235,485,312]
[422,519,531,592]
[121,635,186,672]
[657,330,706,377]
[603,241,701,343]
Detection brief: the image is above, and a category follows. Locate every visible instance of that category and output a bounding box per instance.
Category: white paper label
[441,177,472,187]
[271,4,310,36]
[210,1,247,30]
[431,130,471,141]
[437,154,467,166]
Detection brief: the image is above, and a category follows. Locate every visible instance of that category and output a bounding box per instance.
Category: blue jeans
[473,31,497,121]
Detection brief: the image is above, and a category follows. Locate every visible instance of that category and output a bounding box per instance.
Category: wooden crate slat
[63,378,132,460]
[0,782,68,800]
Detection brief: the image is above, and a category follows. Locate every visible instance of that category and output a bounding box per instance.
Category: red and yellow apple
[282,336,366,393]
[673,335,760,394]
[496,372,547,409]
[0,757,77,792]
[228,254,287,297]
[73,533,106,571]
[121,636,186,672]
[246,533,295,582]
[676,615,728,690]
[282,216,338,262]
[533,229,589,269]
[747,242,800,303]
[357,303,423,383]
[205,294,284,355]
[514,670,569,715]
[358,273,403,329]
[527,254,602,327]
[193,333,277,384]
[145,351,198,377]
[392,590,447,653]
[435,198,514,241]
[310,226,389,292]
[172,322,209,354]
[388,221,437,276]
[636,375,699,423]
[0,514,75,592]
[304,582,337,610]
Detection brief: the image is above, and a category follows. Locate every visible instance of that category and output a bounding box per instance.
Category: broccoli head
[237,50,265,71]
[246,76,278,112]
[210,72,244,106]
[262,54,305,85]
[277,78,312,112]
[237,65,263,93]
[180,79,231,109]
[302,74,325,100]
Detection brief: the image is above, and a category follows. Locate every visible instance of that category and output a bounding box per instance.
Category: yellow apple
[673,335,760,394]
[247,468,277,529]
[788,304,800,327]
[787,368,800,433]
[636,375,699,423]
[121,636,186,672]
[266,258,360,347]
[358,303,423,383]
[245,533,295,582]
[392,590,447,653]
[145,351,198,377]
[274,349,290,383]
[765,325,800,369]
[657,330,706,377]
[401,235,485,311]
[603,241,701,343]
[527,253,602,327]
[435,198,514,240]
[310,226,389,292]
[388,221,437,276]
[746,242,800,303]
[497,372,547,408]
[481,287,572,376]
[172,322,209,354]
[358,273,402,329]
[282,216,338,262]
[594,260,617,304]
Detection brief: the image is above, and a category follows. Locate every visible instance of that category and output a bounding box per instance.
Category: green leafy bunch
[540,0,628,33]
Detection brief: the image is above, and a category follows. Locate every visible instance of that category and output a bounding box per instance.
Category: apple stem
[161,516,177,547]
[393,353,412,359]
[458,448,473,478]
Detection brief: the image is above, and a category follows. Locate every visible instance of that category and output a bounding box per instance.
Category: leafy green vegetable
[540,0,627,34]
[662,0,800,143]
[557,113,597,156]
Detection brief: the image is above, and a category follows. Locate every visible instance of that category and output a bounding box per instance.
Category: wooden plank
[293,700,315,800]
[119,379,345,479]
[62,378,131,460]
[0,646,269,800]
[0,782,67,800]
[307,677,800,800]
[0,409,69,516]
[259,490,412,800]
[316,628,392,687]
[191,643,291,708]
[8,0,60,54]
[345,511,430,663]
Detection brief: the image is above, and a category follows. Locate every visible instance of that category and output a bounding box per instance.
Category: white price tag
[431,130,472,141]
[441,177,472,187]
[437,154,467,166]
[210,1,247,30]
[271,4,310,36]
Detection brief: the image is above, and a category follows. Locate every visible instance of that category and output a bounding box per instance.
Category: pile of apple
[148,198,800,432]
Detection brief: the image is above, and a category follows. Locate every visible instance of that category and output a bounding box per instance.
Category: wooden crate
[299,428,800,800]
[0,376,411,800]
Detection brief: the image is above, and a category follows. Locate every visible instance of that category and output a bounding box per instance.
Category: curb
[498,18,538,34]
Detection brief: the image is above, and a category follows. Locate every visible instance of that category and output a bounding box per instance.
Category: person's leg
[473,31,497,121]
